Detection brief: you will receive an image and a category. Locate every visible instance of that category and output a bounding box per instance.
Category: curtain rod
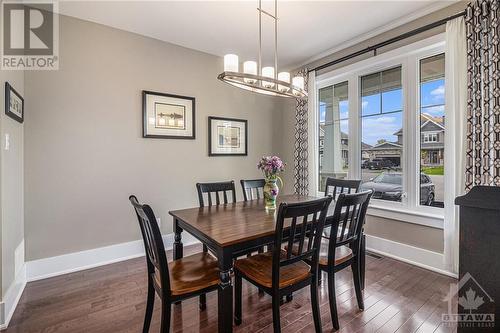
[310,10,466,73]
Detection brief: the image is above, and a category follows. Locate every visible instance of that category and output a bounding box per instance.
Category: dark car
[365,158,396,170]
[361,172,435,205]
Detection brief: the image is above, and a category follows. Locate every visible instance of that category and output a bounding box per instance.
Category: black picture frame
[5,82,24,123]
[208,116,248,156]
[142,90,195,139]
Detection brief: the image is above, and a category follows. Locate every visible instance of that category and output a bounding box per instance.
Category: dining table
[169,194,366,333]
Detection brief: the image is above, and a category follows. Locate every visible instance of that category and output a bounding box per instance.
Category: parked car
[361,172,435,205]
[365,158,396,170]
[361,160,370,169]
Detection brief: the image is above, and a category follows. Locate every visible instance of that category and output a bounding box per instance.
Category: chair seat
[289,239,353,267]
[156,252,220,296]
[234,251,311,289]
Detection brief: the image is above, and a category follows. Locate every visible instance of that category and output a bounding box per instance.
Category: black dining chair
[323,177,368,289]
[129,195,220,333]
[234,196,333,333]
[324,177,361,196]
[195,180,237,308]
[316,190,372,330]
[240,179,266,201]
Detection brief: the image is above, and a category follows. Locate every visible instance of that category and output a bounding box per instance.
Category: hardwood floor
[5,244,457,333]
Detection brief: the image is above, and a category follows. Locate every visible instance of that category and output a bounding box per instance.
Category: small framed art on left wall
[5,82,24,123]
[142,90,195,139]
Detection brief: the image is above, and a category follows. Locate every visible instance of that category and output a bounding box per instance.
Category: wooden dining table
[169,194,366,333]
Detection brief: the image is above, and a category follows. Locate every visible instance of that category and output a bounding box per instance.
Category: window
[419,53,445,208]
[318,81,349,192]
[316,35,448,222]
[360,67,403,202]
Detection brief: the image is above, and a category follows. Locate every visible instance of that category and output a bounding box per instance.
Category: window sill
[367,204,444,229]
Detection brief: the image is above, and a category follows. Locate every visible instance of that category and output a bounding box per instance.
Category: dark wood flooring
[5,244,457,333]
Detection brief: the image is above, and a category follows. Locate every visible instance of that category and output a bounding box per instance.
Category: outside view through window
[359,67,405,202]
[419,53,445,207]
[318,57,444,208]
[318,82,349,192]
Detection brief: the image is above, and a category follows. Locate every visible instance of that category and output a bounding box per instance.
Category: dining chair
[316,190,372,330]
[240,179,266,201]
[129,195,220,332]
[196,180,239,307]
[234,196,333,333]
[324,177,361,196]
[323,177,367,290]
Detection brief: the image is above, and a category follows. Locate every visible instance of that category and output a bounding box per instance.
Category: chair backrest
[196,181,237,207]
[272,196,333,287]
[129,195,170,293]
[324,178,361,197]
[240,179,266,201]
[327,191,372,266]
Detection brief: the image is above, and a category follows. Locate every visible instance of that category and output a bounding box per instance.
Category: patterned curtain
[294,68,309,195]
[465,0,500,190]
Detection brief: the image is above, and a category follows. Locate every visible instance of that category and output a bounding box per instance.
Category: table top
[169,194,333,247]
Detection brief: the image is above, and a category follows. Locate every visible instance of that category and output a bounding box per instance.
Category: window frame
[315,34,446,228]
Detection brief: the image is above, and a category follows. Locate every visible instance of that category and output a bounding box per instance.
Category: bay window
[315,35,448,224]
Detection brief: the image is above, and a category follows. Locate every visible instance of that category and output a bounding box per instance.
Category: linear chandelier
[218,0,307,99]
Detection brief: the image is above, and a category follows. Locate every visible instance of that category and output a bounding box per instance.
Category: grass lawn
[421,166,444,175]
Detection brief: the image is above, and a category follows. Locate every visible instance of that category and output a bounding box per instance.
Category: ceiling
[57,0,456,70]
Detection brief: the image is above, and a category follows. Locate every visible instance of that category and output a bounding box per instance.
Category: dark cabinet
[455,186,499,332]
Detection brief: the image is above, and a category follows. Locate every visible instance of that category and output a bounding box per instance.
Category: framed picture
[142,90,195,139]
[208,116,248,156]
[5,82,24,123]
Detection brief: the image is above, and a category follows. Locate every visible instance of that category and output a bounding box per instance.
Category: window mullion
[405,57,418,211]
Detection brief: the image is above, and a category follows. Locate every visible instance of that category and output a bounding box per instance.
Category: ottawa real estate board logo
[1,1,59,70]
[442,272,495,329]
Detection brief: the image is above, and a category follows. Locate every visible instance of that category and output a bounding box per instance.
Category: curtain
[465,0,500,190]
[444,16,467,274]
[294,69,309,195]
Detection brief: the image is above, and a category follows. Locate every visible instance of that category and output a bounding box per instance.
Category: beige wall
[280,2,469,253]
[365,216,443,253]
[24,15,287,261]
[0,69,25,297]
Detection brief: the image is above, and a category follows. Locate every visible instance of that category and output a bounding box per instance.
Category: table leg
[173,218,183,260]
[218,255,233,333]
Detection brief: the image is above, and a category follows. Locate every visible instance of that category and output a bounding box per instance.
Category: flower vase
[264,177,279,209]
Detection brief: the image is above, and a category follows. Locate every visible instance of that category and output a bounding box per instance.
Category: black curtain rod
[310,10,466,73]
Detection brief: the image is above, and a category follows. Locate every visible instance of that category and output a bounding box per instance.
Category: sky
[319,78,445,146]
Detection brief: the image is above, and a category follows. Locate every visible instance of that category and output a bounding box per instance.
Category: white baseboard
[0,264,27,330]
[26,233,200,282]
[365,234,458,279]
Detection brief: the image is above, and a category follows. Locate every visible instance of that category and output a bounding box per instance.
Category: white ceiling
[58,0,456,70]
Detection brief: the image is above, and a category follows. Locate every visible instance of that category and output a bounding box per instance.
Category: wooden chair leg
[257,247,264,295]
[199,293,206,310]
[310,276,322,333]
[160,300,171,333]
[327,271,340,330]
[143,279,155,333]
[234,273,242,325]
[352,260,364,310]
[360,234,366,290]
[272,295,281,333]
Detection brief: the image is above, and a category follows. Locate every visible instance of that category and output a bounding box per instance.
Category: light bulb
[262,66,275,88]
[224,54,239,72]
[278,72,290,92]
[243,61,257,84]
[292,76,305,94]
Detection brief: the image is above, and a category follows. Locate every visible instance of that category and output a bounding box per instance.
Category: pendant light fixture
[218,0,307,99]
